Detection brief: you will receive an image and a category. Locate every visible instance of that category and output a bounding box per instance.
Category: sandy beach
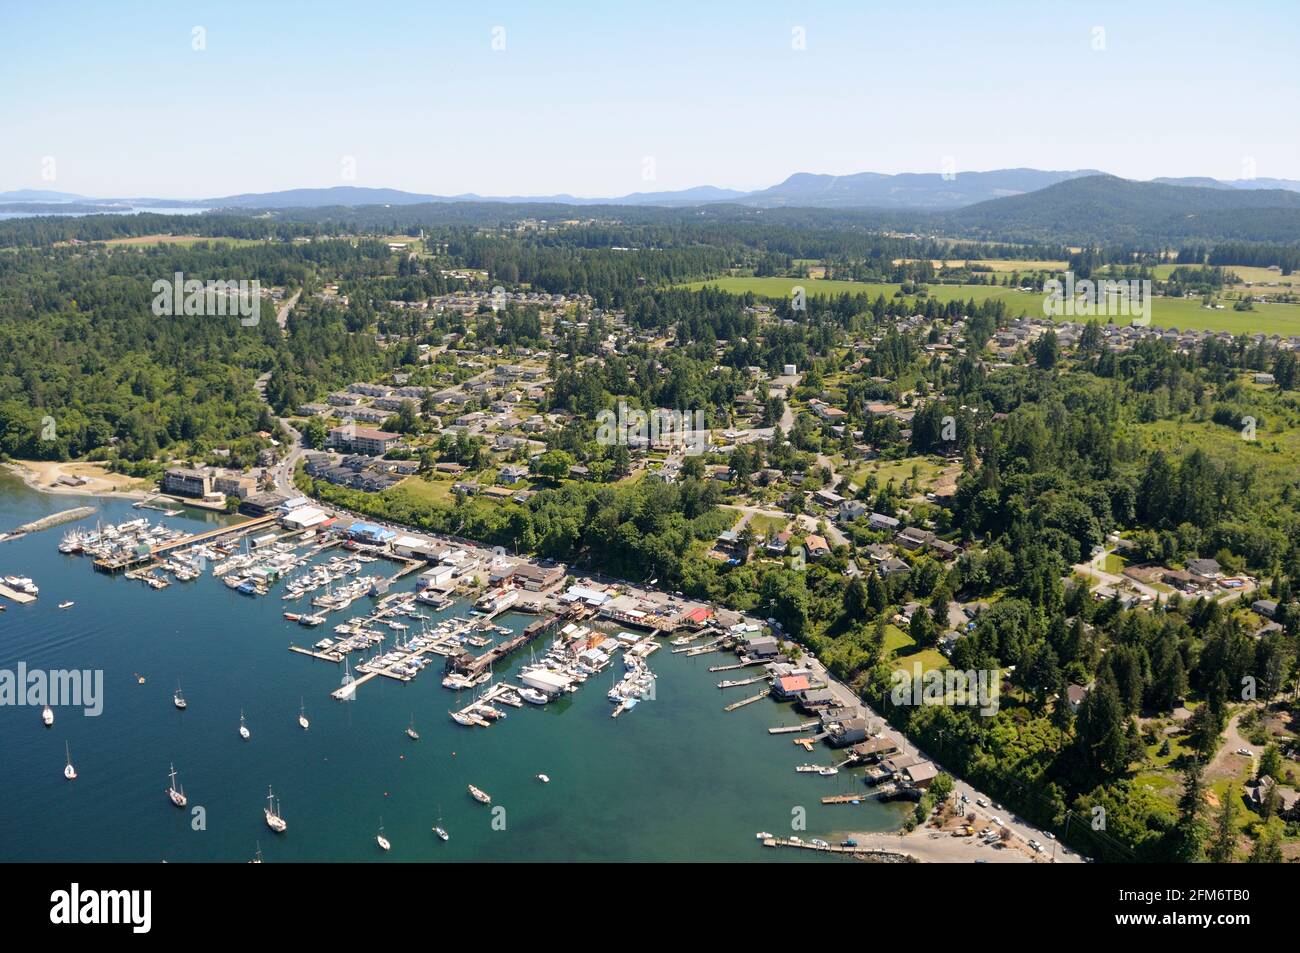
[3,459,154,499]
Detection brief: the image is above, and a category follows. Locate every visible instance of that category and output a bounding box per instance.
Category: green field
[681,275,1300,335]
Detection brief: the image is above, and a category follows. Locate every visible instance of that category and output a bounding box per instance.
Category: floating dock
[768,721,818,735]
[723,688,770,712]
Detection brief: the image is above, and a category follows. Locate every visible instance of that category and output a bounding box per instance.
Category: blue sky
[1,0,1296,198]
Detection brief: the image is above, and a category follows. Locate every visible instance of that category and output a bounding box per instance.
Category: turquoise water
[0,473,905,861]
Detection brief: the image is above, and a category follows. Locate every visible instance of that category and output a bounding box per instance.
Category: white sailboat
[42,705,54,727]
[376,817,391,851]
[432,804,449,841]
[239,710,250,740]
[338,658,356,699]
[249,842,263,864]
[64,741,77,781]
[166,763,188,808]
[173,680,187,710]
[264,786,287,833]
[297,698,309,730]
[405,714,419,741]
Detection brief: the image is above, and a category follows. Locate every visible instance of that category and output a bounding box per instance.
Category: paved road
[254,290,306,492]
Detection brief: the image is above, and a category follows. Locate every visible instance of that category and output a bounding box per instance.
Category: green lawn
[679,275,1300,336]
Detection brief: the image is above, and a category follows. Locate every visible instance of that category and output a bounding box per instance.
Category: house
[839,500,869,522]
[901,760,939,790]
[868,512,901,532]
[879,556,910,578]
[498,463,530,484]
[803,534,830,559]
[1251,599,1278,619]
[826,716,870,748]
[1243,776,1300,821]
[765,530,792,556]
[741,635,780,661]
[772,674,811,700]
[1186,557,1222,579]
[1065,683,1091,714]
[796,688,836,713]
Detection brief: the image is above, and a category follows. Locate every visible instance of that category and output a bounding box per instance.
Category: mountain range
[5,168,1299,213]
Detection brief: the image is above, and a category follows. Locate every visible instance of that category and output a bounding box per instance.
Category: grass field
[681,275,1300,335]
[99,234,264,247]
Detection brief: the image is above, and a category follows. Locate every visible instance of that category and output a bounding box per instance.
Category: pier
[768,721,819,735]
[760,837,909,862]
[723,688,770,711]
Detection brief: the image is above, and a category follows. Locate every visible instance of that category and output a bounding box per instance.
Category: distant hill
[1154,176,1300,192]
[0,189,88,203]
[739,168,1102,210]
[205,184,749,209]
[945,175,1300,243]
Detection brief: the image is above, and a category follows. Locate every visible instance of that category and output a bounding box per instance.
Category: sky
[1,0,1297,199]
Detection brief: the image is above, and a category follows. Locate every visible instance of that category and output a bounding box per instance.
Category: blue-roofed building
[348,521,398,544]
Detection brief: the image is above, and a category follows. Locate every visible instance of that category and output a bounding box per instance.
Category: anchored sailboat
[64,741,77,781]
[432,804,449,841]
[42,704,53,727]
[297,698,309,730]
[376,817,391,851]
[264,786,286,833]
[166,763,188,808]
[406,715,419,741]
[173,680,187,710]
[239,710,250,740]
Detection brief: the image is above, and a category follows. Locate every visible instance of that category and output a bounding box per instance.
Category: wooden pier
[760,837,908,862]
[709,658,766,672]
[723,688,770,712]
[768,721,818,735]
[717,674,765,689]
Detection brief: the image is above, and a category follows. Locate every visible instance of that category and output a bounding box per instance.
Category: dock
[723,688,770,712]
[820,793,867,805]
[0,583,37,605]
[717,674,765,689]
[760,837,908,861]
[768,721,818,735]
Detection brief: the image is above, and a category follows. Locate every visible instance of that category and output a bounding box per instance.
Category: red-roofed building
[681,606,714,629]
[773,674,811,699]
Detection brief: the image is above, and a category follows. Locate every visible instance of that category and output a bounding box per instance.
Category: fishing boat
[536,773,550,783]
[166,763,188,808]
[239,710,250,740]
[173,681,187,710]
[376,818,391,851]
[58,601,75,610]
[264,787,287,833]
[42,705,53,727]
[297,698,309,730]
[405,715,420,741]
[467,784,491,804]
[64,742,77,781]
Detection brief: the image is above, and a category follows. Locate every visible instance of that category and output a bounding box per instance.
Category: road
[254,290,306,492]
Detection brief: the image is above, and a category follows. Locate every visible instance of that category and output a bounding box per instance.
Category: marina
[0,472,910,862]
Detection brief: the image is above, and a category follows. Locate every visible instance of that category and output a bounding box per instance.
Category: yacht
[405,716,420,741]
[64,742,77,781]
[42,705,54,727]
[467,784,491,804]
[3,576,39,596]
[239,710,250,740]
[450,711,476,727]
[173,681,187,710]
[297,699,309,730]
[518,687,549,706]
[264,787,287,833]
[166,763,188,808]
[376,818,391,851]
[58,601,75,610]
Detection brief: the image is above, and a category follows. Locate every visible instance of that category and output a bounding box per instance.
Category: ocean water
[0,473,904,861]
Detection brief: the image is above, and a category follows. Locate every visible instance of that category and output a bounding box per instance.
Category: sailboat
[173,680,187,710]
[42,705,54,727]
[166,763,188,808]
[264,786,287,833]
[338,658,356,699]
[406,715,420,741]
[64,742,77,781]
[249,842,263,864]
[376,817,391,851]
[297,698,309,730]
[467,784,491,804]
[239,710,250,740]
[432,805,449,841]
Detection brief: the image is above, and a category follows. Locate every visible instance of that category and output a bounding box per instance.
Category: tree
[1170,760,1208,862]
[534,449,575,483]
[1208,784,1239,863]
